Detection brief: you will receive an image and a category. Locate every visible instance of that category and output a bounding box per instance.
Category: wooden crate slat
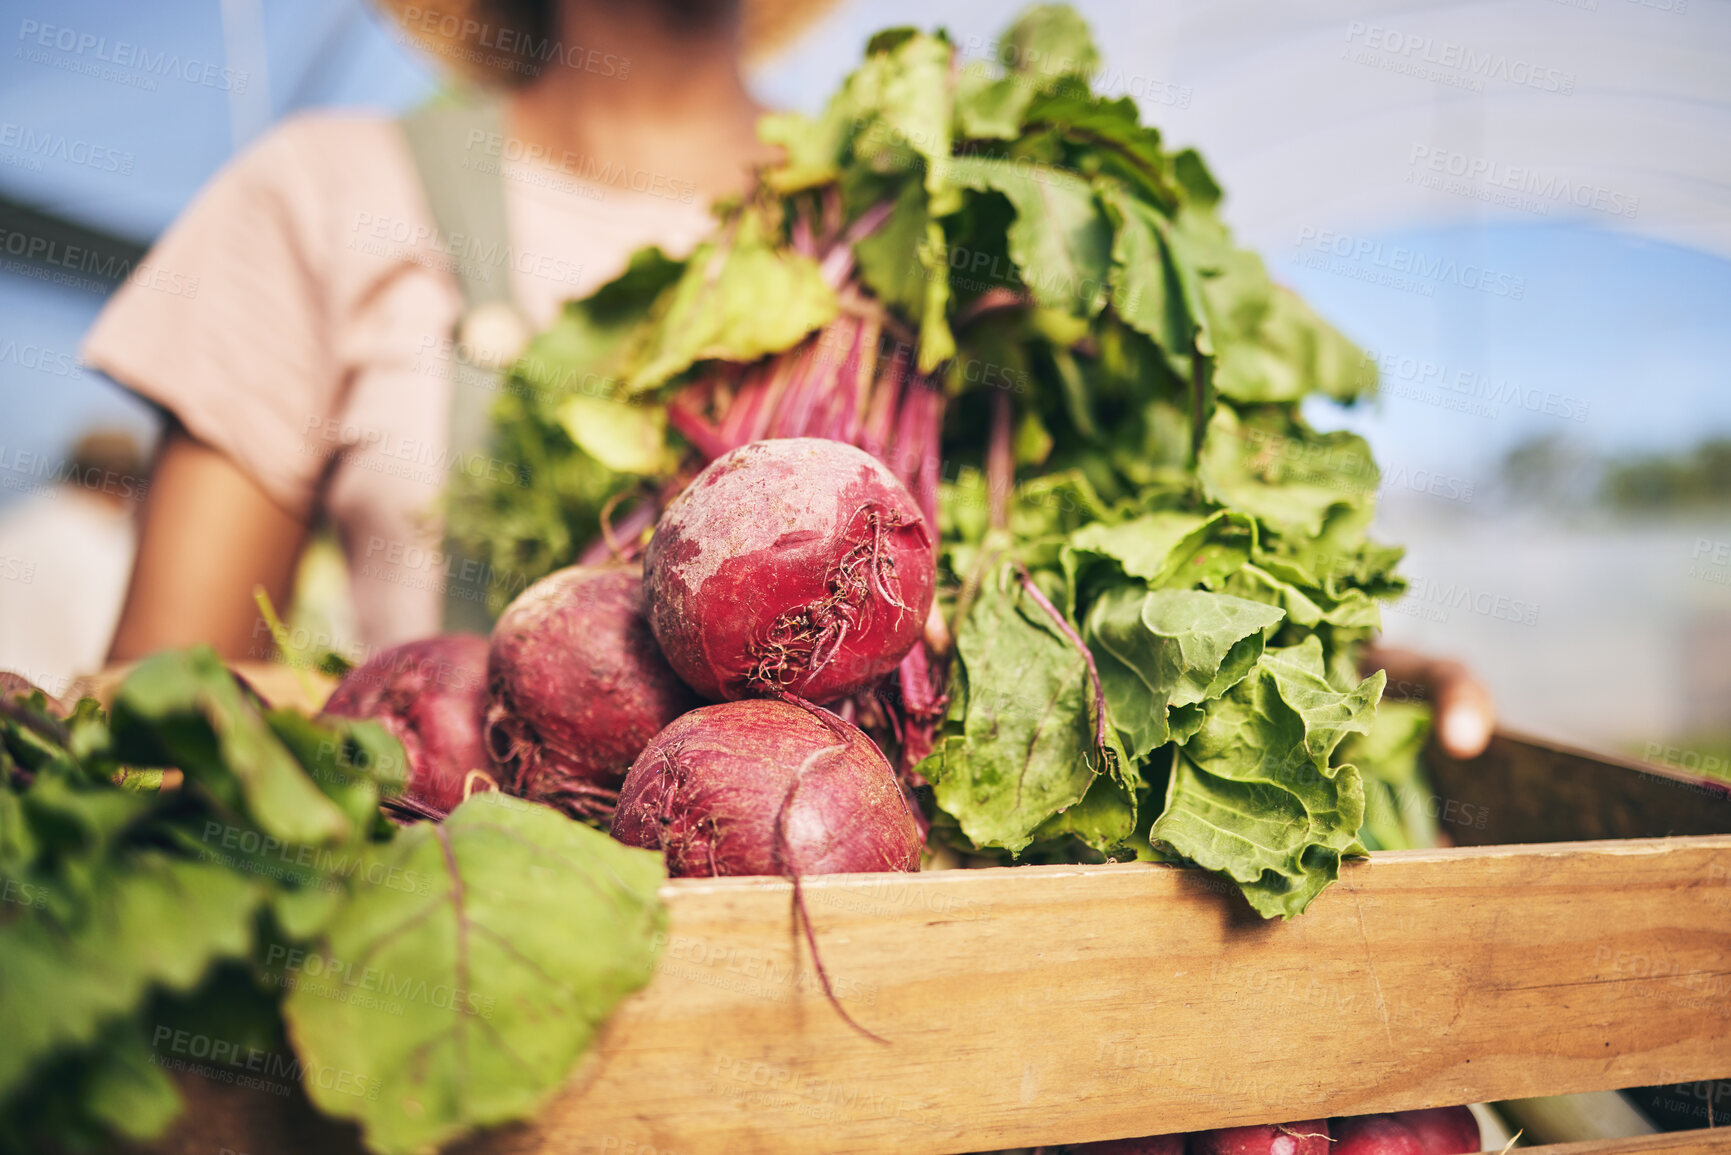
[1427,732,1731,846]
[1520,1129,1731,1155]
[461,835,1731,1154]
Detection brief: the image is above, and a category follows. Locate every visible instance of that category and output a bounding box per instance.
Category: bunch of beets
[1058,1107,1482,1155]
[324,440,1488,1152]
[322,436,934,883]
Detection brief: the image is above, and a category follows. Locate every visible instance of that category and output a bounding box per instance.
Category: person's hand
[1361,646,1496,759]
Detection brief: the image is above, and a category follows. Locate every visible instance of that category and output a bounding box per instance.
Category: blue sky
[1296,220,1731,480]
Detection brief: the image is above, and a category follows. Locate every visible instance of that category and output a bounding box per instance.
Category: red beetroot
[1332,1116,1425,1155]
[642,438,935,704]
[321,635,493,816]
[1391,1109,1479,1155]
[485,566,701,821]
[610,699,921,877]
[1193,1121,1332,1155]
[1067,1132,1187,1154]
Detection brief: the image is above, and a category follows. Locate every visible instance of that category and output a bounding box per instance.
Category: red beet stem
[988,389,1013,531]
[666,400,732,462]
[909,378,944,533]
[1016,564,1109,754]
[845,316,880,446]
[718,360,770,446]
[859,341,906,460]
[771,340,831,440]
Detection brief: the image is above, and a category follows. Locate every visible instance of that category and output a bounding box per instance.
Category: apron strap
[398,95,528,632]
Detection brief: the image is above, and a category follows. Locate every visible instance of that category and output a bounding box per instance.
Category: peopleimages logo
[0,225,200,297]
[1359,348,1590,423]
[0,122,133,174]
[1409,146,1639,220]
[1293,227,1527,300]
[1343,22,1576,95]
[16,20,250,92]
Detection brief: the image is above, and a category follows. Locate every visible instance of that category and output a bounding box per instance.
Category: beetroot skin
[321,635,493,815]
[1332,1115,1426,1155]
[610,699,921,877]
[1389,1109,1479,1155]
[642,438,935,703]
[1193,1121,1332,1155]
[485,566,701,821]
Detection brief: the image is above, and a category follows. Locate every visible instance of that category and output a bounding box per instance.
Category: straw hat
[377,0,837,84]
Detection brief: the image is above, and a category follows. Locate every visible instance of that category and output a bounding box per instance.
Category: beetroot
[1332,1115,1425,1155]
[610,698,920,877]
[485,565,701,821]
[642,438,935,703]
[1067,1132,1187,1154]
[321,635,493,816]
[1390,1109,1479,1155]
[1193,1121,1332,1155]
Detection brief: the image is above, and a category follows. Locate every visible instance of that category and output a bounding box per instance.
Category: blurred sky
[1,0,1729,747]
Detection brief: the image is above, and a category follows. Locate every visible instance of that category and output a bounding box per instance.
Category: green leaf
[623,210,838,391]
[1259,636,1385,769]
[1213,283,1367,406]
[1026,90,1174,206]
[0,853,261,1099]
[1224,561,1382,631]
[1015,408,1054,466]
[1085,586,1285,760]
[924,567,1128,853]
[853,179,929,320]
[759,107,851,193]
[1000,4,1101,81]
[1343,700,1435,852]
[917,219,957,372]
[265,710,407,828]
[1197,407,1379,537]
[284,793,666,1155]
[1171,148,1222,208]
[79,1020,183,1142]
[1102,186,1193,357]
[556,393,676,475]
[1155,751,1363,918]
[956,64,1035,140]
[948,155,1112,316]
[1150,642,1382,918]
[512,246,686,401]
[108,649,353,848]
[848,32,955,200]
[1067,509,1250,590]
[1029,749,1138,853]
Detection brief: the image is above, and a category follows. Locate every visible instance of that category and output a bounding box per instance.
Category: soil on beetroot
[485,566,702,822]
[643,439,935,705]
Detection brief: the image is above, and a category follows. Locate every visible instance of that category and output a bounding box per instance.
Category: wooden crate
[152,734,1731,1155]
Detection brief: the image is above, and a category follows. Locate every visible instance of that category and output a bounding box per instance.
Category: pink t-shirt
[82,111,713,647]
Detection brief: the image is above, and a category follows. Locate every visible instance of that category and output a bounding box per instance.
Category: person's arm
[1361,644,1496,759]
[107,425,308,663]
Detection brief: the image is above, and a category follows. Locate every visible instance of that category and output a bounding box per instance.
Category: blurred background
[0,0,1727,768]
